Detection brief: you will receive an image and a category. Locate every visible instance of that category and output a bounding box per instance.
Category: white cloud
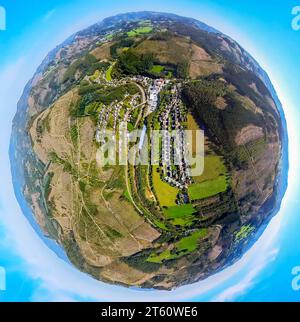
[213,248,279,302]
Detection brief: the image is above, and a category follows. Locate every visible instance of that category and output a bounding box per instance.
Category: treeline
[176,61,189,79]
[113,48,189,79]
[110,38,135,58]
[149,31,173,41]
[63,54,109,84]
[113,49,155,77]
[182,80,264,152]
[122,249,162,273]
[183,79,226,106]
[223,63,280,126]
[71,83,138,117]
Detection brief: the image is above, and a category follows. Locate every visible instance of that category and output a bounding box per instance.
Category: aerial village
[90,64,192,202]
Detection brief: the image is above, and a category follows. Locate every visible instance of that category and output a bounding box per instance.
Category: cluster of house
[93,72,150,145]
[96,104,114,144]
[95,94,141,144]
[93,74,191,193]
[148,78,169,114]
[131,75,150,87]
[158,84,192,189]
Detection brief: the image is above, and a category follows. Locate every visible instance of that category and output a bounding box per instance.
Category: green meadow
[147,229,208,263]
[127,27,153,37]
[105,64,114,81]
[152,167,178,207]
[163,204,197,227]
[188,175,228,201]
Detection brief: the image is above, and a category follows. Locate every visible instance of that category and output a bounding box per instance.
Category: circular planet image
[10,12,288,290]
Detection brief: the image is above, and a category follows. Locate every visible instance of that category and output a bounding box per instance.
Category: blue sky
[0,0,300,301]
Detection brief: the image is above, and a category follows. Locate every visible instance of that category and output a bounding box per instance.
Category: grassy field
[164,204,196,218]
[163,204,197,227]
[147,229,208,263]
[187,114,200,131]
[152,167,178,207]
[194,155,227,183]
[188,176,228,201]
[90,69,100,82]
[105,34,113,41]
[127,27,153,37]
[106,64,114,81]
[150,65,165,74]
[147,249,172,263]
[187,113,229,200]
[187,114,202,156]
[176,229,207,252]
